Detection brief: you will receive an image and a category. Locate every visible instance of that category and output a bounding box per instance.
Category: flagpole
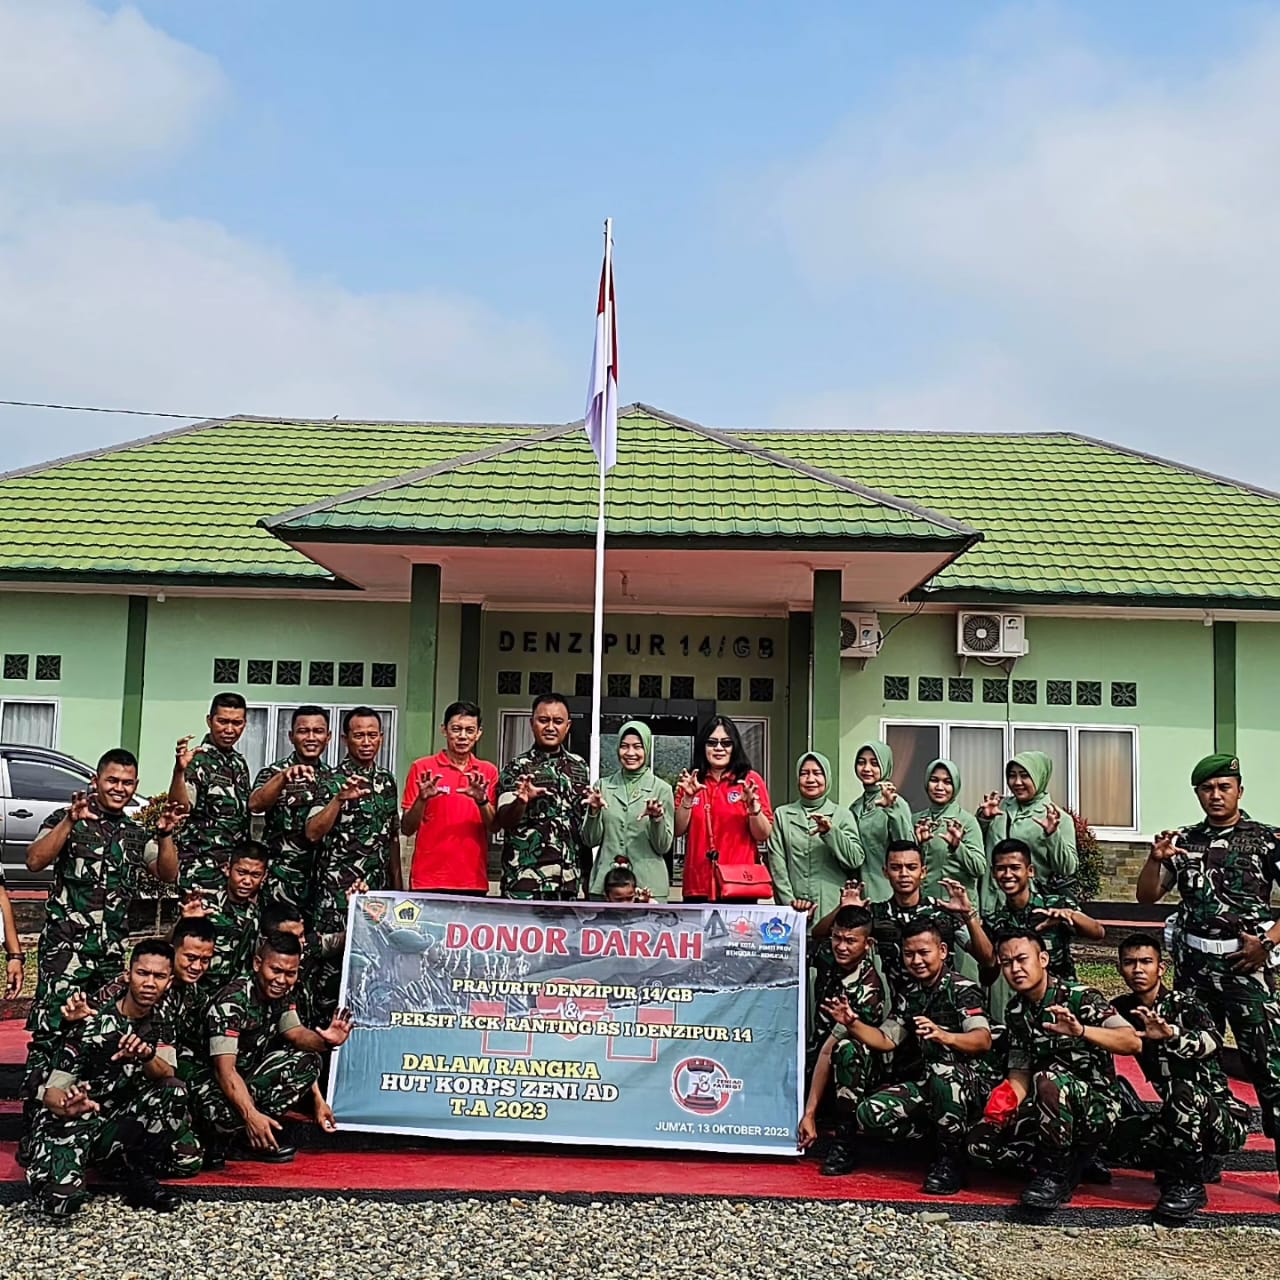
[588,217,612,786]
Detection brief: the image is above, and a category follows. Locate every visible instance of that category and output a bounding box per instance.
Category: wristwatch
[1261,936,1280,968]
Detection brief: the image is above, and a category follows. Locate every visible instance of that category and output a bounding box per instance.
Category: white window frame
[880,716,1141,837]
[0,696,61,750]
[247,701,399,777]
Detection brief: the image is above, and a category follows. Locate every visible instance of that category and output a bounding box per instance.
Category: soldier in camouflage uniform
[170,692,252,893]
[806,903,884,1077]
[249,704,335,912]
[306,707,401,1020]
[26,939,185,1217]
[192,931,352,1163]
[798,905,885,1174]
[860,842,971,997]
[20,749,182,1162]
[968,927,1142,1211]
[494,693,590,899]
[180,841,269,989]
[854,919,996,1195]
[1108,932,1250,1220]
[1137,753,1280,1191]
[60,916,219,1177]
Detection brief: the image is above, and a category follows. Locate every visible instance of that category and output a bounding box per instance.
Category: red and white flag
[584,230,618,472]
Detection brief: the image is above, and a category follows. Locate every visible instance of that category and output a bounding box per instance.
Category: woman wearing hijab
[583,721,676,902]
[977,750,1078,892]
[675,715,774,903]
[849,739,914,902]
[913,758,986,903]
[767,752,863,920]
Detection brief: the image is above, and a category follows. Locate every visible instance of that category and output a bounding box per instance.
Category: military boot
[820,1125,858,1177]
[1020,1148,1077,1211]
[1154,1163,1207,1222]
[922,1137,966,1196]
[123,1167,180,1214]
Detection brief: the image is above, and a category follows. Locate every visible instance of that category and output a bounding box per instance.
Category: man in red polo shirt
[401,701,497,894]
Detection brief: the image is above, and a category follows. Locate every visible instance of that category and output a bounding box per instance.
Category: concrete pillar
[785,611,812,803]
[811,570,843,792]
[405,564,441,775]
[1213,620,1237,755]
[120,595,148,755]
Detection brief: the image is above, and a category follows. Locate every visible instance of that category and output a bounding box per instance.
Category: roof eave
[909,585,1280,612]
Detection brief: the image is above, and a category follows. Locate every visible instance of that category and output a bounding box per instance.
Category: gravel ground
[0,1195,975,1280]
[2,1192,1280,1279]
[947,1222,1280,1280]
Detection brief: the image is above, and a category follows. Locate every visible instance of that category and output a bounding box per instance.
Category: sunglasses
[707,738,734,749]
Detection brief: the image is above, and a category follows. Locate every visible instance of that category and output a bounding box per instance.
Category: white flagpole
[588,217,613,786]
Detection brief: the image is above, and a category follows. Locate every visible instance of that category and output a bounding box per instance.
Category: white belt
[1184,933,1240,956]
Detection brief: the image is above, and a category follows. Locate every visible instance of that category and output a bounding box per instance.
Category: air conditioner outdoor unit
[840,613,881,659]
[957,612,1028,659]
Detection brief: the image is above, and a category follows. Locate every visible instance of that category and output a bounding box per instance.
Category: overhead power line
[0,397,216,421]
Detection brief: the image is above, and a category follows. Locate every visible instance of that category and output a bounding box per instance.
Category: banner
[329,894,805,1155]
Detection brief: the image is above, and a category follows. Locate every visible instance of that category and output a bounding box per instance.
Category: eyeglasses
[706,738,733,749]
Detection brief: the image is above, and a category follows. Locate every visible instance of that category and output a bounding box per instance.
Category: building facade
[1,404,1277,854]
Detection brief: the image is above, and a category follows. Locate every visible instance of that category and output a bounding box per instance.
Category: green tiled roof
[733,427,1280,602]
[0,419,539,580]
[2,403,1280,604]
[267,410,973,545]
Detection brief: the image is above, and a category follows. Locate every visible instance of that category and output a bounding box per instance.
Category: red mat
[0,1141,1274,1215]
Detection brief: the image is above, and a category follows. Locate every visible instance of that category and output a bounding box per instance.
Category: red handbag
[705,799,774,903]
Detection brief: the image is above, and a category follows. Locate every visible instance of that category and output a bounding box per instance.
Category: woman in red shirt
[675,716,774,902]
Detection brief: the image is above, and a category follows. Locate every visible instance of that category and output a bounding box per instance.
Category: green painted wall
[840,612,1215,829]
[1233,622,1280,794]
[479,611,789,785]
[138,597,412,790]
[0,592,129,764]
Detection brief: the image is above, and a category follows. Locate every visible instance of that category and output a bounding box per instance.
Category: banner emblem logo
[670,1056,743,1116]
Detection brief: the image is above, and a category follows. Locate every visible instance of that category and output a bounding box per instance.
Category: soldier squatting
[3,683,1279,1223]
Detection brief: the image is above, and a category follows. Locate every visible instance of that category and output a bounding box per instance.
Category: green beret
[1190,754,1241,787]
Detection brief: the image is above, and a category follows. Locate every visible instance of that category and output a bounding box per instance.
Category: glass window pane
[499,712,533,767]
[239,707,269,780]
[6,757,90,802]
[1011,727,1070,800]
[1079,730,1135,829]
[947,725,1006,804]
[274,707,300,762]
[883,723,942,812]
[1,702,56,748]
[733,717,770,788]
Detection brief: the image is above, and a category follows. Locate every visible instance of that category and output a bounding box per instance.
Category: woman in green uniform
[913,757,986,902]
[583,721,676,901]
[767,751,863,920]
[849,739,914,902]
[977,750,1078,893]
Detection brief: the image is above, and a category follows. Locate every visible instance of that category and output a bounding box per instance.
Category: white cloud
[0,1,567,470]
[0,0,225,175]
[765,10,1280,481]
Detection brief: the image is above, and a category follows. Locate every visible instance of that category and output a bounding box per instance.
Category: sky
[1,0,1279,488]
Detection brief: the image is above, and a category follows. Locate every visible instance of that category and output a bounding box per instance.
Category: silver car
[0,744,144,886]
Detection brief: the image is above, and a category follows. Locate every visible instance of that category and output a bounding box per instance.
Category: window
[245,703,398,778]
[7,754,88,802]
[0,699,58,749]
[881,717,1139,833]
